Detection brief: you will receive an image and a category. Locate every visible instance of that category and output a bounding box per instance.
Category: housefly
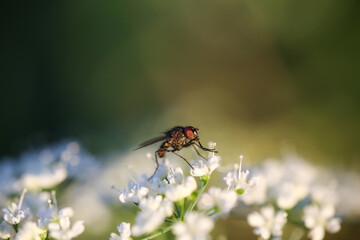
[134,126,217,179]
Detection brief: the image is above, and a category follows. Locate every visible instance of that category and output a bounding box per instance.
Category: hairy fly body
[134,126,217,179]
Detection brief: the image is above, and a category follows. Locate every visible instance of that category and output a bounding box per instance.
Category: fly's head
[184,126,199,141]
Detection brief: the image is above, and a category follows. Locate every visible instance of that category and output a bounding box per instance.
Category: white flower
[247,205,287,240]
[191,155,220,177]
[223,156,266,205]
[131,195,173,236]
[303,204,341,240]
[224,155,257,194]
[21,163,67,191]
[276,182,308,209]
[173,212,214,240]
[109,222,131,240]
[165,176,197,202]
[198,187,237,217]
[241,176,267,205]
[147,177,168,195]
[2,189,28,225]
[37,191,72,228]
[15,222,45,240]
[48,217,85,240]
[119,181,149,203]
[167,167,184,185]
[0,220,15,239]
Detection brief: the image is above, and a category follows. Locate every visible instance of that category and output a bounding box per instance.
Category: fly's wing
[133,135,168,151]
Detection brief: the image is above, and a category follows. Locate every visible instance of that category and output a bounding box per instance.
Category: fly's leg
[168,150,194,169]
[148,142,170,181]
[196,141,218,153]
[192,145,207,160]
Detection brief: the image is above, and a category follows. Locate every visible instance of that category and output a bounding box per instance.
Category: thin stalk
[186,178,209,214]
[141,225,173,240]
[180,198,186,221]
[200,206,217,215]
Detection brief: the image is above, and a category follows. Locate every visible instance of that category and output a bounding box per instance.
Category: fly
[134,126,217,179]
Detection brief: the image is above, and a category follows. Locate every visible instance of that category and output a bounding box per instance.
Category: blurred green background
[1,0,359,239]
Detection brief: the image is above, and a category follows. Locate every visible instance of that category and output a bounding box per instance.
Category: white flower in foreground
[303,204,341,240]
[165,176,197,202]
[198,187,237,217]
[131,195,173,236]
[37,191,74,228]
[173,212,214,240]
[119,181,149,203]
[109,222,131,240]
[247,205,287,240]
[191,155,220,177]
[2,189,28,225]
[0,220,15,239]
[48,217,85,240]
[167,167,184,185]
[15,222,45,240]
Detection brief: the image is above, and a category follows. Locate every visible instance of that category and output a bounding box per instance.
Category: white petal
[68,220,85,238]
[247,212,265,227]
[308,226,325,240]
[59,207,74,218]
[326,218,341,233]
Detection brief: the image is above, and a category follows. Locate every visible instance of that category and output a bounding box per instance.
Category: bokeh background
[1,0,359,239]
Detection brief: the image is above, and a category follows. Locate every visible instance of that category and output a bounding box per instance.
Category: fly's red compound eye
[184,127,194,138]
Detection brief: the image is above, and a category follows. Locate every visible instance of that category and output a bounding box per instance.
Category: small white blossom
[276,182,308,209]
[167,167,184,185]
[173,212,214,240]
[303,204,341,240]
[224,155,257,194]
[2,189,28,225]
[48,217,85,240]
[37,191,71,228]
[191,155,220,177]
[119,181,149,203]
[165,176,197,202]
[109,222,131,240]
[131,195,173,236]
[15,222,45,240]
[0,220,15,239]
[198,187,237,217]
[223,156,267,205]
[247,205,287,240]
[241,176,267,205]
[147,177,168,195]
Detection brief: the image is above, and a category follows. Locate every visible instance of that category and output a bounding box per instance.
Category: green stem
[141,225,173,240]
[200,206,217,215]
[180,198,186,221]
[186,178,209,214]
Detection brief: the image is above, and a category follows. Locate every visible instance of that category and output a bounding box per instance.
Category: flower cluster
[110,147,230,240]
[0,141,94,240]
[0,190,84,240]
[0,141,98,201]
[110,147,351,240]
[223,155,343,240]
